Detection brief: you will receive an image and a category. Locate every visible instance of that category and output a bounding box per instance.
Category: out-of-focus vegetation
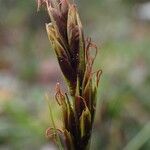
[0,0,150,150]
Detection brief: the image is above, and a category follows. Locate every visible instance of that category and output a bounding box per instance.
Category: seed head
[37,0,102,149]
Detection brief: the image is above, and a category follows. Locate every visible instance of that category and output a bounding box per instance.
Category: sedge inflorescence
[37,0,102,149]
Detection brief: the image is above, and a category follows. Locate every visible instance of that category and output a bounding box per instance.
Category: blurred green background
[0,0,150,150]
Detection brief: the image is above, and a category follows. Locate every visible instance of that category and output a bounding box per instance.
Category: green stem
[123,121,150,150]
[46,94,64,150]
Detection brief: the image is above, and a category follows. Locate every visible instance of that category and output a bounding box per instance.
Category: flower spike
[37,0,102,149]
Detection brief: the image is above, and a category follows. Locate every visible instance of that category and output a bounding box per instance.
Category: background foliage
[0,0,150,149]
